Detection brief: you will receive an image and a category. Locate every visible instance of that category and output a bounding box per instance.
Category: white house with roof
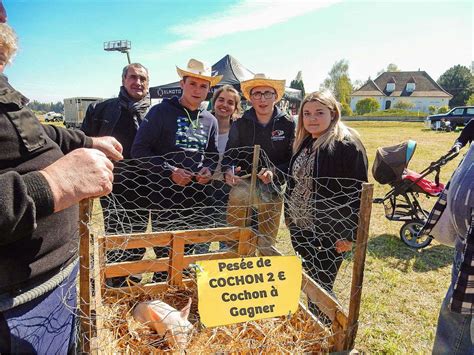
[350,71,452,113]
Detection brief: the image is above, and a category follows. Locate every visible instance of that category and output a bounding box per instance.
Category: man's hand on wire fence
[91,136,124,161]
[40,148,114,212]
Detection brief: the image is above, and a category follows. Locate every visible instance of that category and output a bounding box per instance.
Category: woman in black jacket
[285,91,368,317]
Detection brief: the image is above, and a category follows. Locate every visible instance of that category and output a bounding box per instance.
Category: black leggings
[290,227,344,322]
[290,227,343,292]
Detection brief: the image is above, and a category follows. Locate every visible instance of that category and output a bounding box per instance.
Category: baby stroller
[372,140,459,248]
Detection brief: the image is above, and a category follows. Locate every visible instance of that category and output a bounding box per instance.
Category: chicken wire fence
[74,146,372,353]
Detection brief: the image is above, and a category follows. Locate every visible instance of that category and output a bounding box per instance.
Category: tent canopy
[150,54,302,102]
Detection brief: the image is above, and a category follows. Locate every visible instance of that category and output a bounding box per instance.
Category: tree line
[28,100,64,113]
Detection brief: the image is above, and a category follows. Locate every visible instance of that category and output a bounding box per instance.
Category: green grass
[361,109,428,117]
[341,122,462,353]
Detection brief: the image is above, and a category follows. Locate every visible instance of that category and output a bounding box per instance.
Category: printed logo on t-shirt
[175,115,208,152]
[271,129,286,141]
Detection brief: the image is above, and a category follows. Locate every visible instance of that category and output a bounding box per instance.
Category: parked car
[44,111,63,122]
[425,106,474,131]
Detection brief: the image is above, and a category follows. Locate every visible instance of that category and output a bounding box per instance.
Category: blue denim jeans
[0,264,78,354]
[433,247,474,354]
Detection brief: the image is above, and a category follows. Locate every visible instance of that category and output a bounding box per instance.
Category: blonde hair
[0,23,18,66]
[294,90,363,153]
[211,84,242,119]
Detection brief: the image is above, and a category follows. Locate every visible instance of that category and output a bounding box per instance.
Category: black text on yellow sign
[196,256,302,327]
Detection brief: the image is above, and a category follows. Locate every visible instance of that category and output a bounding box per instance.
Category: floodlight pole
[103,40,132,64]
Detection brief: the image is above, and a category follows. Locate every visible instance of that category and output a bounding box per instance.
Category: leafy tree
[437,106,449,114]
[290,70,305,98]
[437,65,474,107]
[320,59,353,106]
[28,100,64,113]
[428,105,437,114]
[466,93,474,105]
[393,100,415,110]
[387,63,400,72]
[376,63,400,76]
[340,102,352,116]
[355,98,380,115]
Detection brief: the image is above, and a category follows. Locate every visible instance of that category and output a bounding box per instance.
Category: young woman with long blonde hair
[285,91,368,318]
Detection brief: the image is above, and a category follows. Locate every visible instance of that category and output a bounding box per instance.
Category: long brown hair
[294,90,363,153]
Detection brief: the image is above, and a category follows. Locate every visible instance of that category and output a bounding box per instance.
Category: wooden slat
[78,199,92,354]
[102,226,243,249]
[238,228,254,256]
[92,235,105,355]
[103,232,172,249]
[180,229,242,245]
[104,258,170,277]
[182,251,240,266]
[301,272,348,329]
[343,183,374,351]
[247,145,261,228]
[103,279,196,299]
[169,236,185,287]
[97,234,107,304]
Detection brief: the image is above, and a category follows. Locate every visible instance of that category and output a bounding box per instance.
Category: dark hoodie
[222,106,295,181]
[132,96,218,175]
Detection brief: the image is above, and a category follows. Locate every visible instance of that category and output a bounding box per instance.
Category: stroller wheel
[400,221,432,249]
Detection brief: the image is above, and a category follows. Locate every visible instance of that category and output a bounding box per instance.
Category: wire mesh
[73,146,370,352]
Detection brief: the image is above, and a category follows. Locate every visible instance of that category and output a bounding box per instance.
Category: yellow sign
[196,256,302,327]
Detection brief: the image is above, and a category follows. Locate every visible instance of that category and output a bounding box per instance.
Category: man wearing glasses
[222,73,295,254]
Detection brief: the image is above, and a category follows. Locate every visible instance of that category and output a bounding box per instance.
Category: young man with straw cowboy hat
[132,59,222,279]
[222,73,295,254]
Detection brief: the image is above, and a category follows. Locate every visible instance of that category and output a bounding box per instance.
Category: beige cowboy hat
[176,58,223,87]
[240,73,286,101]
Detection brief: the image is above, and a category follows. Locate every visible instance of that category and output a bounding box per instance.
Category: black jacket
[456,118,474,148]
[82,97,141,159]
[0,74,92,293]
[286,135,368,242]
[81,98,121,137]
[222,107,295,182]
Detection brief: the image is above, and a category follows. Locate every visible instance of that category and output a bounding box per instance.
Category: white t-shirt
[217,132,229,156]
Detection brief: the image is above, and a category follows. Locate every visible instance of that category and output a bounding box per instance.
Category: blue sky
[4,0,473,102]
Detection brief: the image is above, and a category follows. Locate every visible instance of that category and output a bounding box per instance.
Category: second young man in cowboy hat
[132,58,222,280]
[222,73,295,254]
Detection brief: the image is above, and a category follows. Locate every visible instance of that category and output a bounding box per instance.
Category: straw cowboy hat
[176,58,223,87]
[240,73,286,101]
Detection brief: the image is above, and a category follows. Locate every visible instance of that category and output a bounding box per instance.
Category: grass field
[341,121,463,353]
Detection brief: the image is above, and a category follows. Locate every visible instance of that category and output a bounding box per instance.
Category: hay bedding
[96,286,331,353]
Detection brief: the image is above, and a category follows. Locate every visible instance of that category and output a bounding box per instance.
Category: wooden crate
[78,183,372,353]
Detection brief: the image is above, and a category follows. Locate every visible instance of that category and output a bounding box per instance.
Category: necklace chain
[182,106,199,130]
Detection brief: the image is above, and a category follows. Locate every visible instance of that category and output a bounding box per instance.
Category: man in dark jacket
[222,73,295,253]
[0,15,122,353]
[132,58,222,280]
[81,63,150,287]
